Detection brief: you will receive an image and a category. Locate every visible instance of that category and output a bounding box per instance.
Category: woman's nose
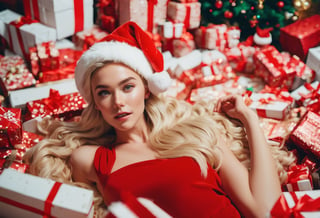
[113,91,125,108]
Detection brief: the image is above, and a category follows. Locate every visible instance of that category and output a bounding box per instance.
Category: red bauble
[215,0,223,9]
[224,10,233,19]
[277,1,284,8]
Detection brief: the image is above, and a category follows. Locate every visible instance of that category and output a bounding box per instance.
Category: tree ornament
[285,11,294,20]
[224,10,233,19]
[293,0,311,10]
[215,0,223,9]
[258,0,264,9]
[277,1,284,8]
[253,26,273,46]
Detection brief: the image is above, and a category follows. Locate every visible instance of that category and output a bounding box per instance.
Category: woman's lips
[114,112,131,119]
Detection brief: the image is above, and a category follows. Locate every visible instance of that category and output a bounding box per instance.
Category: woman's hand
[215,94,253,123]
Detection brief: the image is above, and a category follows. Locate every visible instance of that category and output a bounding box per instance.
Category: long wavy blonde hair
[23,62,296,217]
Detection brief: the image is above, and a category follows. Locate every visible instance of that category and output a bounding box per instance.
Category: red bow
[270,192,320,218]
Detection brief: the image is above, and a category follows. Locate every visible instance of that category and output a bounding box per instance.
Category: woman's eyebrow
[94,77,137,90]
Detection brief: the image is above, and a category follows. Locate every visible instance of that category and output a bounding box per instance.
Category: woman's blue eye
[98,90,110,96]
[124,84,134,91]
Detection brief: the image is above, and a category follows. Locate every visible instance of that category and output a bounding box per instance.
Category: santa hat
[75,21,172,102]
[253,26,273,46]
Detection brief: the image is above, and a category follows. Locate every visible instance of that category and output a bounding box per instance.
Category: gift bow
[286,165,312,187]
[41,89,64,113]
[270,192,320,218]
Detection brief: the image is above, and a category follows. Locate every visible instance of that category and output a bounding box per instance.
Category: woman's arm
[216,95,281,217]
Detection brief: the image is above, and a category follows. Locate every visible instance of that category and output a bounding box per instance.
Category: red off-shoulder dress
[94,146,241,218]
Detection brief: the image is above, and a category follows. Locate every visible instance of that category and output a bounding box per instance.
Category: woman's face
[91,63,148,132]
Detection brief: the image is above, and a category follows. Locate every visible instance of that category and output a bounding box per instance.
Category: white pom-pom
[147,71,172,95]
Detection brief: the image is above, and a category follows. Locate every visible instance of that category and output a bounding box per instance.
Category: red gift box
[0,55,36,97]
[24,89,87,122]
[253,46,296,90]
[29,41,60,78]
[280,14,320,61]
[0,107,22,148]
[289,111,320,160]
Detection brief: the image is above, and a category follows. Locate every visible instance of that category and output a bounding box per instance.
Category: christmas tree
[199,0,319,49]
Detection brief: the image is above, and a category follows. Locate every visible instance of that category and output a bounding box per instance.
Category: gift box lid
[0,168,94,218]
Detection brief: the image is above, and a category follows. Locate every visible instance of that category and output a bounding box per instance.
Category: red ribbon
[0,181,62,217]
[147,0,158,32]
[73,0,84,33]
[184,4,191,29]
[23,0,40,21]
[270,192,320,218]
[286,165,312,191]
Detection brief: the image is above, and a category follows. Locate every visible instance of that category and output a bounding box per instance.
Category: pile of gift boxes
[0,0,320,217]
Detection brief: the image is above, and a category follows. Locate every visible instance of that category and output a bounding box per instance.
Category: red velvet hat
[75,21,172,102]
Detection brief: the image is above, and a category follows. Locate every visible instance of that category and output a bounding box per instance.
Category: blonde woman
[24,21,295,218]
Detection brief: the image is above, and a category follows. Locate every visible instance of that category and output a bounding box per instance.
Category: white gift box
[307,46,320,81]
[159,22,184,39]
[38,0,94,40]
[8,21,56,57]
[167,1,201,29]
[8,78,78,108]
[290,81,319,106]
[286,179,313,192]
[0,9,22,46]
[249,92,291,120]
[173,50,202,77]
[117,0,168,34]
[0,169,94,218]
[195,24,240,50]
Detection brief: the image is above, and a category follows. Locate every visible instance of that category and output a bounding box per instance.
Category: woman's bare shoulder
[70,145,100,183]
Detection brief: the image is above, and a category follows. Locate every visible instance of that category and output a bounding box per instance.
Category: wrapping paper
[72,24,108,50]
[117,0,168,34]
[194,24,240,51]
[188,78,246,104]
[280,14,320,61]
[29,41,60,77]
[0,169,94,218]
[0,107,22,148]
[159,21,185,39]
[253,45,296,90]
[24,89,87,122]
[0,55,36,97]
[163,31,195,57]
[96,0,117,33]
[289,111,320,159]
[167,1,201,29]
[38,0,94,40]
[225,44,256,74]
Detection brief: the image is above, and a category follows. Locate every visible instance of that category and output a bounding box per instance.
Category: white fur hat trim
[75,41,172,101]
